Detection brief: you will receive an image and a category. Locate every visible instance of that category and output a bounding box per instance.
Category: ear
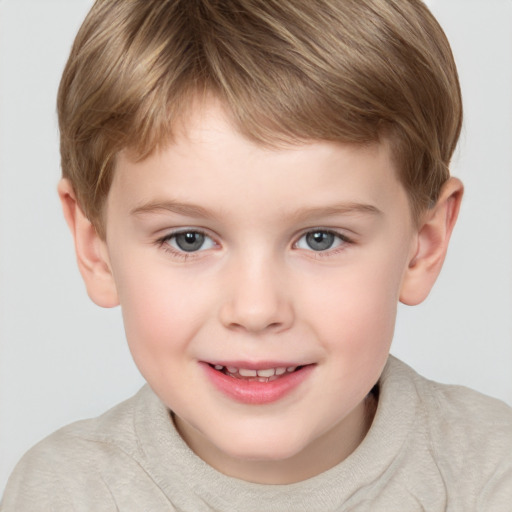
[400,177,463,306]
[58,178,119,308]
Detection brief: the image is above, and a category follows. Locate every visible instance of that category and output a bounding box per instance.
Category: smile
[209,364,302,382]
[202,362,315,404]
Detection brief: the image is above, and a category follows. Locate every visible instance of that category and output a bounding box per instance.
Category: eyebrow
[289,202,383,221]
[131,201,214,219]
[131,199,382,221]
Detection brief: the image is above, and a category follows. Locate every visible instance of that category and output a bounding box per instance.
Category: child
[2,0,511,510]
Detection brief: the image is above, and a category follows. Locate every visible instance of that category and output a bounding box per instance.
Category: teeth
[239,368,258,377]
[257,368,276,378]
[212,364,302,377]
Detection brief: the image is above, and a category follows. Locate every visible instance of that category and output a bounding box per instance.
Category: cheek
[298,256,403,353]
[112,257,208,365]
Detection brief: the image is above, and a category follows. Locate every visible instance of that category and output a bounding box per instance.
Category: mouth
[203,362,315,404]
[208,364,306,383]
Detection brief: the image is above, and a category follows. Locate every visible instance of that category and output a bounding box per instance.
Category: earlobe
[58,179,119,308]
[400,177,464,306]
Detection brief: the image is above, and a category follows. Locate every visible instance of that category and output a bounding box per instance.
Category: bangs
[58,0,461,234]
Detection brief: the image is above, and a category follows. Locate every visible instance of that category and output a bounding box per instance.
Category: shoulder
[385,356,512,508]
[26,384,149,461]
[385,356,512,439]
[1,386,156,511]
[420,369,512,506]
[402,359,512,453]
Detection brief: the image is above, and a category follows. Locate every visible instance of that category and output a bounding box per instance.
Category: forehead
[110,100,408,223]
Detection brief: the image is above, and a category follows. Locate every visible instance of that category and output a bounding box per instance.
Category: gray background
[1,0,511,494]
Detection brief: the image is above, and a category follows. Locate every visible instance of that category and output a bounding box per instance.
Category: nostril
[226,320,283,333]
[218,294,294,333]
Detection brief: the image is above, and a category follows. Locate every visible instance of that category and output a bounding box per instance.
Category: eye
[295,230,347,252]
[165,230,216,253]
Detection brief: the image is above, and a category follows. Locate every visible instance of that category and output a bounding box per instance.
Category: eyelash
[155,228,353,261]
[156,229,216,261]
[294,229,353,258]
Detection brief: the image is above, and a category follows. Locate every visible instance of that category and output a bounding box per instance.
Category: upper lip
[203,360,312,370]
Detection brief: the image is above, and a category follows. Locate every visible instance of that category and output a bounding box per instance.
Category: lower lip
[201,363,315,405]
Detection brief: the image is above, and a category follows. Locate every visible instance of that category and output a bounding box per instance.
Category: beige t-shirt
[2,356,512,511]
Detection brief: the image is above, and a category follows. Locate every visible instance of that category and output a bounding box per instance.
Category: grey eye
[170,231,214,252]
[296,231,344,252]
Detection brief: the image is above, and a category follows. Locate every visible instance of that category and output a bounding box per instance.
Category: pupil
[175,232,205,252]
[306,231,334,251]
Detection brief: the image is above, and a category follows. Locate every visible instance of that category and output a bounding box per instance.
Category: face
[102,101,418,483]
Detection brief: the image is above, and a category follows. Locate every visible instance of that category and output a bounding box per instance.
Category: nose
[218,255,294,334]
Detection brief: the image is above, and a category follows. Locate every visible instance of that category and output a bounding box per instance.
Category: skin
[59,100,463,484]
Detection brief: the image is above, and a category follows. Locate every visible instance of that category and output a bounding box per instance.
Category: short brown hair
[58,0,462,236]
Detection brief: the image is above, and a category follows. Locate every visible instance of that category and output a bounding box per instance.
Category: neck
[174,390,378,485]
